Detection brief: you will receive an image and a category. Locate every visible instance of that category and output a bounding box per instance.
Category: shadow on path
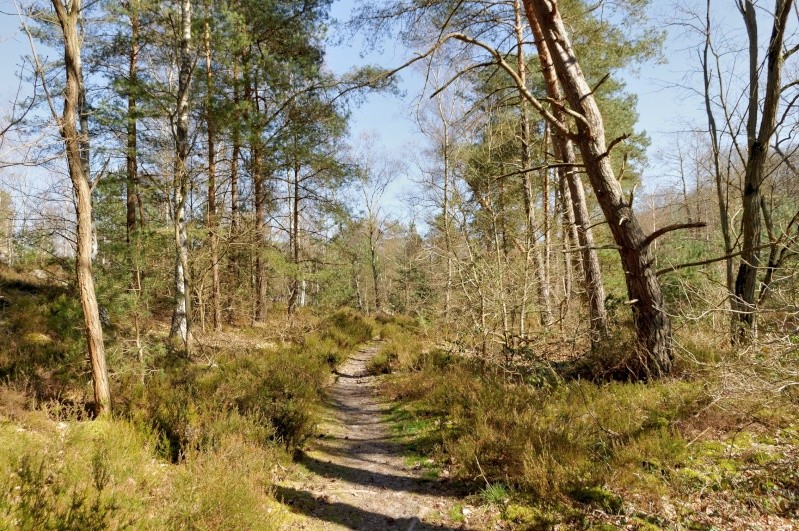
[295,452,466,498]
[278,342,474,529]
[275,486,461,531]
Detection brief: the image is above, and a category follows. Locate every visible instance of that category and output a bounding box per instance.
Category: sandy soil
[277,342,474,530]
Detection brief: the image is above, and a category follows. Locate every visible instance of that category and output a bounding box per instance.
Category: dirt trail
[277,342,469,530]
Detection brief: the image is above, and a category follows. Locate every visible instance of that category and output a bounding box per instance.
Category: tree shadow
[295,452,469,498]
[274,485,465,530]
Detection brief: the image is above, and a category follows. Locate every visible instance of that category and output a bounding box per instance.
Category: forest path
[277,342,470,530]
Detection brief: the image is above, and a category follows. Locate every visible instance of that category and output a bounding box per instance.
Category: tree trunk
[170,0,192,351]
[732,0,793,341]
[514,0,552,328]
[434,94,454,333]
[231,59,240,233]
[51,0,111,416]
[204,0,221,331]
[125,0,139,246]
[369,220,383,312]
[287,160,300,314]
[226,56,241,323]
[524,0,671,376]
[701,0,734,305]
[253,141,267,320]
[526,4,607,343]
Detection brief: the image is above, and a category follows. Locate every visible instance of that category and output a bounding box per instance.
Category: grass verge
[380,326,799,529]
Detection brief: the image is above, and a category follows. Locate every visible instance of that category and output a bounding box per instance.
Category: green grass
[480,483,509,506]
[0,272,385,528]
[379,334,799,527]
[448,503,466,522]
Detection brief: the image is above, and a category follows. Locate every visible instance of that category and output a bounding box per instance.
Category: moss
[448,503,466,522]
[503,504,558,529]
[569,486,624,514]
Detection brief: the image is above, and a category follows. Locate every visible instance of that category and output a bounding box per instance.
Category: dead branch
[642,222,707,248]
[656,243,774,276]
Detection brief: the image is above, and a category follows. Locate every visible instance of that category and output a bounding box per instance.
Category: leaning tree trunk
[525,3,607,344]
[170,0,192,351]
[513,0,552,328]
[51,0,111,416]
[524,0,672,377]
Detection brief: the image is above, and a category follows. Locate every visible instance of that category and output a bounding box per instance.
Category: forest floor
[276,342,485,530]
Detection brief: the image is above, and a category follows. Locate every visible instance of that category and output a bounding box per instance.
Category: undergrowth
[0,267,380,529]
[381,326,799,528]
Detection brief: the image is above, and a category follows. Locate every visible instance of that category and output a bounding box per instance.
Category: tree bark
[231,57,241,234]
[433,93,453,333]
[524,0,671,376]
[526,4,607,342]
[369,218,383,312]
[51,0,111,416]
[125,0,139,246]
[204,0,221,331]
[287,157,300,315]
[226,54,241,324]
[732,0,793,341]
[253,140,267,320]
[514,0,552,328]
[170,0,192,351]
[701,0,734,304]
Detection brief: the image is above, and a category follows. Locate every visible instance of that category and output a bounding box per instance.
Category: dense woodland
[0,0,797,528]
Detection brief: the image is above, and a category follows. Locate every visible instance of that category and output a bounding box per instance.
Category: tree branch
[643,222,707,248]
[656,243,773,276]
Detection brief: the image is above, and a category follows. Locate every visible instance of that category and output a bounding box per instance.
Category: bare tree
[695,0,797,340]
[352,135,400,313]
[731,0,795,340]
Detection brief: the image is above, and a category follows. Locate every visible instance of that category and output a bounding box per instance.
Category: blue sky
[0,0,751,207]
[323,0,710,199]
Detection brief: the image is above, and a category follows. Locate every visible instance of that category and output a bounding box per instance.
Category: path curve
[277,342,468,530]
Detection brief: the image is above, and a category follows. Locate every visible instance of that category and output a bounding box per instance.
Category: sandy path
[277,342,468,530]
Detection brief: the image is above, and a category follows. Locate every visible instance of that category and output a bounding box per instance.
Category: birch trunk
[170,0,192,351]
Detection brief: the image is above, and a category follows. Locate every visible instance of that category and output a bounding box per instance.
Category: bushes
[0,419,154,529]
[304,309,376,367]
[116,308,379,460]
[0,265,385,527]
[385,354,708,503]
[365,317,430,375]
[117,344,328,460]
[384,331,799,527]
[0,413,292,529]
[167,435,285,529]
[2,453,121,530]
